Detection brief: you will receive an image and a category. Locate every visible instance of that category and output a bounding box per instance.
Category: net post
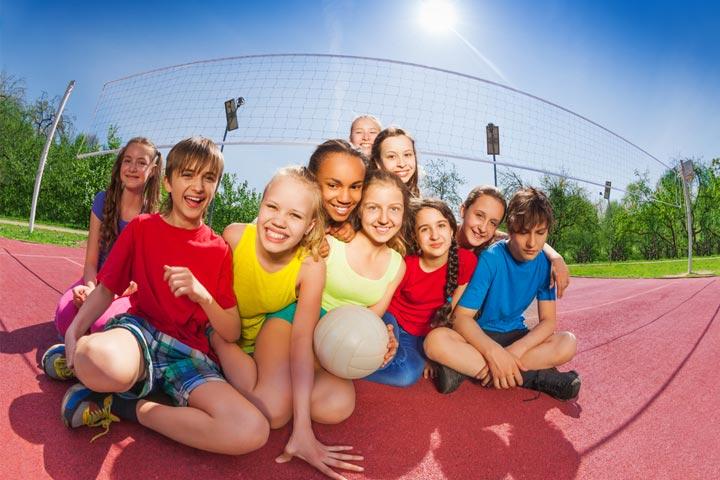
[679,160,694,275]
[29,80,76,233]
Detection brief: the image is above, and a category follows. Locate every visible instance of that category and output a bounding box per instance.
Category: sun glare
[419,0,458,32]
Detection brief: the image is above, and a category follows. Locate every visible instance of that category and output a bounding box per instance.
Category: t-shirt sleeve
[536,257,556,301]
[96,216,136,296]
[457,249,479,285]
[458,251,494,310]
[215,246,237,309]
[91,191,106,221]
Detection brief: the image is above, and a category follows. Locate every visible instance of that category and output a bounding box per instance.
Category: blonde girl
[349,114,382,158]
[212,166,363,479]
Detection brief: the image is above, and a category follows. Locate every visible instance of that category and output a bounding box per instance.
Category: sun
[418,0,458,33]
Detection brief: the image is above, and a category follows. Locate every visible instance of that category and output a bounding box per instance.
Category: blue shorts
[104,314,224,406]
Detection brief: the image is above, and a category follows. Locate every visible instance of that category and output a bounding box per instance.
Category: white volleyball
[313,305,389,379]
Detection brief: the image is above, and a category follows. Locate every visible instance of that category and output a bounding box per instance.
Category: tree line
[0,73,260,234]
[3,72,718,262]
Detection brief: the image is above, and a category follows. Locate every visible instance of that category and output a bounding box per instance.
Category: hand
[71,285,93,308]
[121,281,138,297]
[328,222,356,243]
[550,257,570,299]
[484,344,525,389]
[319,237,330,258]
[163,265,212,305]
[276,428,363,480]
[423,361,436,379]
[64,329,79,370]
[380,324,398,368]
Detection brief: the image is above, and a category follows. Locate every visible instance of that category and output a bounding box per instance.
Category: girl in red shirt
[365,198,478,387]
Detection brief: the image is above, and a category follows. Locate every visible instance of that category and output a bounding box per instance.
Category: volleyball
[313,305,389,379]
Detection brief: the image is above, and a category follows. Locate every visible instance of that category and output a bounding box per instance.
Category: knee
[226,409,270,455]
[555,331,577,364]
[74,335,137,391]
[313,382,355,424]
[423,328,451,361]
[394,368,422,388]
[266,395,292,430]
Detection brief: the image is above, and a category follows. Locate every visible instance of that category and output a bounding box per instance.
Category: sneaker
[531,368,581,401]
[61,383,120,442]
[41,344,75,381]
[433,363,467,394]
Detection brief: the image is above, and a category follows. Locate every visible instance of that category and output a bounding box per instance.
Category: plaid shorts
[104,314,224,406]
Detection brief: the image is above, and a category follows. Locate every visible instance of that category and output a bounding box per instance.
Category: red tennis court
[2,237,718,479]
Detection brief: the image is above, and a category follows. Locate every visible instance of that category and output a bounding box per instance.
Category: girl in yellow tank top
[231,223,305,351]
[210,159,364,477]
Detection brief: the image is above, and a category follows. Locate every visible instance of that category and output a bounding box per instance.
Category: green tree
[541,175,601,263]
[209,173,261,234]
[421,158,465,207]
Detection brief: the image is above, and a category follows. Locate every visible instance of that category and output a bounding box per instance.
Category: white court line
[558,282,677,315]
[1,252,83,267]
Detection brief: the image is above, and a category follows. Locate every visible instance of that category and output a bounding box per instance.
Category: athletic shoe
[433,363,467,394]
[61,383,119,442]
[41,344,75,381]
[531,368,581,401]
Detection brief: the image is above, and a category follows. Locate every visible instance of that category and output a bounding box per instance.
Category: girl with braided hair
[365,198,478,387]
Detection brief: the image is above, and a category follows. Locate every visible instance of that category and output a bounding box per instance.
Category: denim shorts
[104,314,224,406]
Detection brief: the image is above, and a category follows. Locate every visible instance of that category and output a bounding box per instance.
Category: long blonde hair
[263,166,327,261]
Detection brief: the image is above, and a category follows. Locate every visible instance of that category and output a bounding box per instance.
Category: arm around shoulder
[222,223,248,250]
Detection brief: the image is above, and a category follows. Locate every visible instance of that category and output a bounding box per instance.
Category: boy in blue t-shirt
[424,187,580,400]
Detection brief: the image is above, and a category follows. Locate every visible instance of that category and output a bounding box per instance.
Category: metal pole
[679,167,693,274]
[492,153,497,187]
[206,126,228,228]
[29,80,75,233]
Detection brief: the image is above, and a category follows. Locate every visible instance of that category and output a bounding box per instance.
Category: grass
[1,220,718,278]
[0,223,87,247]
[569,256,720,278]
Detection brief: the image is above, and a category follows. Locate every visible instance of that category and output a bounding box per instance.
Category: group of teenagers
[42,114,580,478]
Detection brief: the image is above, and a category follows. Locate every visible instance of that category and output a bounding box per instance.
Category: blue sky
[2,0,718,190]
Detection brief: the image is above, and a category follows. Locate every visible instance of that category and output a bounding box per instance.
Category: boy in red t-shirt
[53,137,269,453]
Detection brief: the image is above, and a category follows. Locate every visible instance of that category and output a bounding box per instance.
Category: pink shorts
[53,279,131,336]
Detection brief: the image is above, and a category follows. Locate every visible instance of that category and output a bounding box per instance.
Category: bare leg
[137,381,269,455]
[310,367,355,424]
[423,327,487,378]
[73,329,145,392]
[213,319,293,429]
[518,331,577,370]
[211,331,257,393]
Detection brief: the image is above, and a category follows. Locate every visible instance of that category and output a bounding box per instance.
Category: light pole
[207,96,244,227]
[486,123,499,187]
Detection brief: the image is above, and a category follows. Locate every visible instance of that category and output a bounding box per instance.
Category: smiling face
[120,142,157,192]
[256,175,316,255]
[458,194,505,249]
[378,135,417,185]
[359,181,404,244]
[415,207,454,261]
[315,151,365,224]
[349,117,381,157]
[162,163,219,229]
[507,222,549,262]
